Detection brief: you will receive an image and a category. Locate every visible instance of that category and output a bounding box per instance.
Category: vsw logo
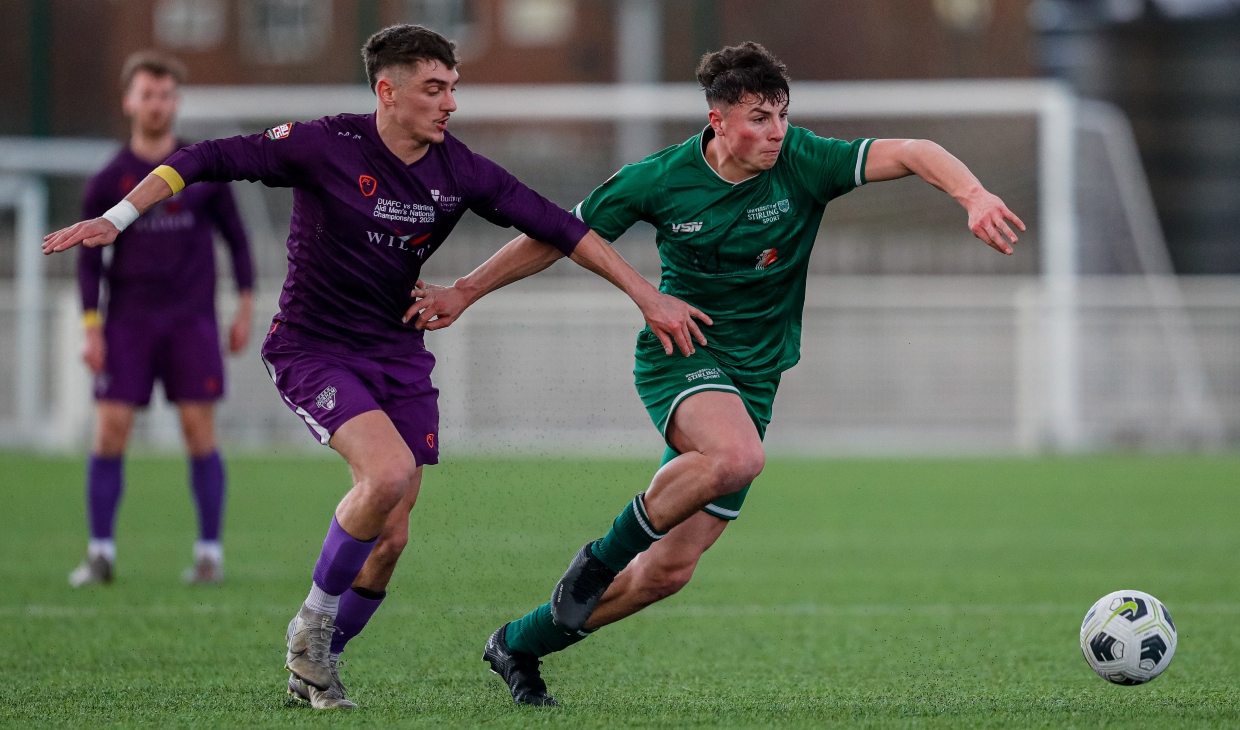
[671,221,702,234]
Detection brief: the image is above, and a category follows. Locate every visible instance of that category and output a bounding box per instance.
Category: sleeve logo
[670,221,702,234]
[264,123,293,140]
[359,175,378,197]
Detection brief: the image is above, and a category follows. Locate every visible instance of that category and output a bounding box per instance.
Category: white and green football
[1080,590,1177,685]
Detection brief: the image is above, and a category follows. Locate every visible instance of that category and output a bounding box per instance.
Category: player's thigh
[160,316,225,403]
[97,320,158,407]
[331,410,418,495]
[666,389,763,459]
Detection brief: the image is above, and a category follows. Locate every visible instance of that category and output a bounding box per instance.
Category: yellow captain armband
[151,165,185,195]
[81,310,103,329]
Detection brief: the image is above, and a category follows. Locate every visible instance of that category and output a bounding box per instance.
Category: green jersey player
[407,42,1024,706]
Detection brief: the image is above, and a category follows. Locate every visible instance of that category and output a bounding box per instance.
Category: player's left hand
[965,190,1025,255]
[639,291,712,357]
[405,280,469,330]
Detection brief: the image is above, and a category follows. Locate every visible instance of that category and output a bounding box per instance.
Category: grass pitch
[3,452,1240,728]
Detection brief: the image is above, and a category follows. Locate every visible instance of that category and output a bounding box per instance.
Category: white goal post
[2,80,1222,452]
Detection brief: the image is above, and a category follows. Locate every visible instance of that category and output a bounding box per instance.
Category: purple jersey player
[45,26,708,710]
[68,51,255,590]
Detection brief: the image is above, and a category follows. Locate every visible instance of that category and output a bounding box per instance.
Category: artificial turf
[3,452,1239,728]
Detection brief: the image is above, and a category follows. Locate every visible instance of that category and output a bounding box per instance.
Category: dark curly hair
[695,42,789,108]
[362,24,459,91]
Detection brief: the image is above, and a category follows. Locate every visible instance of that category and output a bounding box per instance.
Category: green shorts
[633,329,779,521]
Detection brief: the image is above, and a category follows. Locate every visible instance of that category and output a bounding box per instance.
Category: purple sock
[312,517,377,596]
[331,588,386,655]
[190,451,226,542]
[188,446,228,542]
[86,455,124,540]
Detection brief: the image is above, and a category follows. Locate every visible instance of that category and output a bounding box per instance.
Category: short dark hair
[121,50,187,90]
[695,42,789,109]
[362,24,458,91]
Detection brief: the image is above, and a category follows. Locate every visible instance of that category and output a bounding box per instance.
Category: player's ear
[375,77,396,106]
[708,106,726,137]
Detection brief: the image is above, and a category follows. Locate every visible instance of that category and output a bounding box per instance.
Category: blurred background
[0,0,1237,455]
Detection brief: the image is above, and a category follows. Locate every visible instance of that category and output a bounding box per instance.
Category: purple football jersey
[164,113,590,357]
[79,144,255,320]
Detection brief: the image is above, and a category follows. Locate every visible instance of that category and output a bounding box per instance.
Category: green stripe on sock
[591,493,662,573]
[505,602,591,657]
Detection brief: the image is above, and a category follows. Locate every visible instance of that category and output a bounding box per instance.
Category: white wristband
[101,200,140,232]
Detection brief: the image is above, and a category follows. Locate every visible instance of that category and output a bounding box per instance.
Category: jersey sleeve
[78,171,116,313]
[462,150,590,256]
[784,129,875,204]
[162,120,328,191]
[571,163,651,243]
[207,183,256,292]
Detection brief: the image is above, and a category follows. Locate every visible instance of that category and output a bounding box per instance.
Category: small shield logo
[359,175,378,197]
[426,433,436,449]
[776,199,790,213]
[316,386,337,411]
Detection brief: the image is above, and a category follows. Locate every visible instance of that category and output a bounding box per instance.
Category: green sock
[505,603,592,657]
[591,493,665,573]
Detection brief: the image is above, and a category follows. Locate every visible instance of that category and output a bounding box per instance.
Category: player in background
[44,26,707,710]
[69,51,255,588]
[406,43,1026,706]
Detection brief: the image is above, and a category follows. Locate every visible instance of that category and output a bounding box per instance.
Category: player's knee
[708,445,765,496]
[360,458,417,512]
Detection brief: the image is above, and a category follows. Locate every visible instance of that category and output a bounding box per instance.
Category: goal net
[1,80,1233,454]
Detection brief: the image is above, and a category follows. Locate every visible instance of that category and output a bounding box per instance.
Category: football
[1080,590,1178,685]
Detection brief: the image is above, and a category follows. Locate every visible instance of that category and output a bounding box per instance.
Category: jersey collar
[696,126,761,187]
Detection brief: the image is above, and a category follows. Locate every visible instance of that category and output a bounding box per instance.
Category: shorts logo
[359,175,378,197]
[686,367,723,382]
[671,221,703,234]
[755,248,778,270]
[316,386,337,411]
[426,433,436,449]
[264,123,293,140]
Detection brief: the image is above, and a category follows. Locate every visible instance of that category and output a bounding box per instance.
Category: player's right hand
[42,218,119,255]
[82,327,105,374]
[640,291,712,357]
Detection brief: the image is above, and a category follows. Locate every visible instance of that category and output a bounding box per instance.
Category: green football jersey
[574,125,874,380]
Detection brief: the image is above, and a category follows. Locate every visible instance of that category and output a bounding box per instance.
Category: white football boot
[287,658,357,710]
[68,554,113,587]
[285,605,336,690]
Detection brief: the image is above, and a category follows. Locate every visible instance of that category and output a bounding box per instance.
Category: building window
[502,0,574,47]
[154,0,226,51]
[241,0,333,64]
[405,0,485,59]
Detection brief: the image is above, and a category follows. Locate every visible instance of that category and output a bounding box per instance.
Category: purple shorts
[96,314,225,406]
[260,328,440,465]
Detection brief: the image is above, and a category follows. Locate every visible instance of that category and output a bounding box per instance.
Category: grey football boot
[287,658,357,710]
[285,605,336,690]
[181,555,224,584]
[68,554,113,587]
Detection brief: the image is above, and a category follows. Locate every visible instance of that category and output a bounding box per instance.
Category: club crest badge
[358,175,378,197]
[316,386,337,411]
[777,199,790,213]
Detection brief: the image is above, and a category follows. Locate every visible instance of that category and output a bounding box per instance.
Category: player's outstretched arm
[42,174,174,254]
[406,230,711,356]
[864,139,1026,255]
